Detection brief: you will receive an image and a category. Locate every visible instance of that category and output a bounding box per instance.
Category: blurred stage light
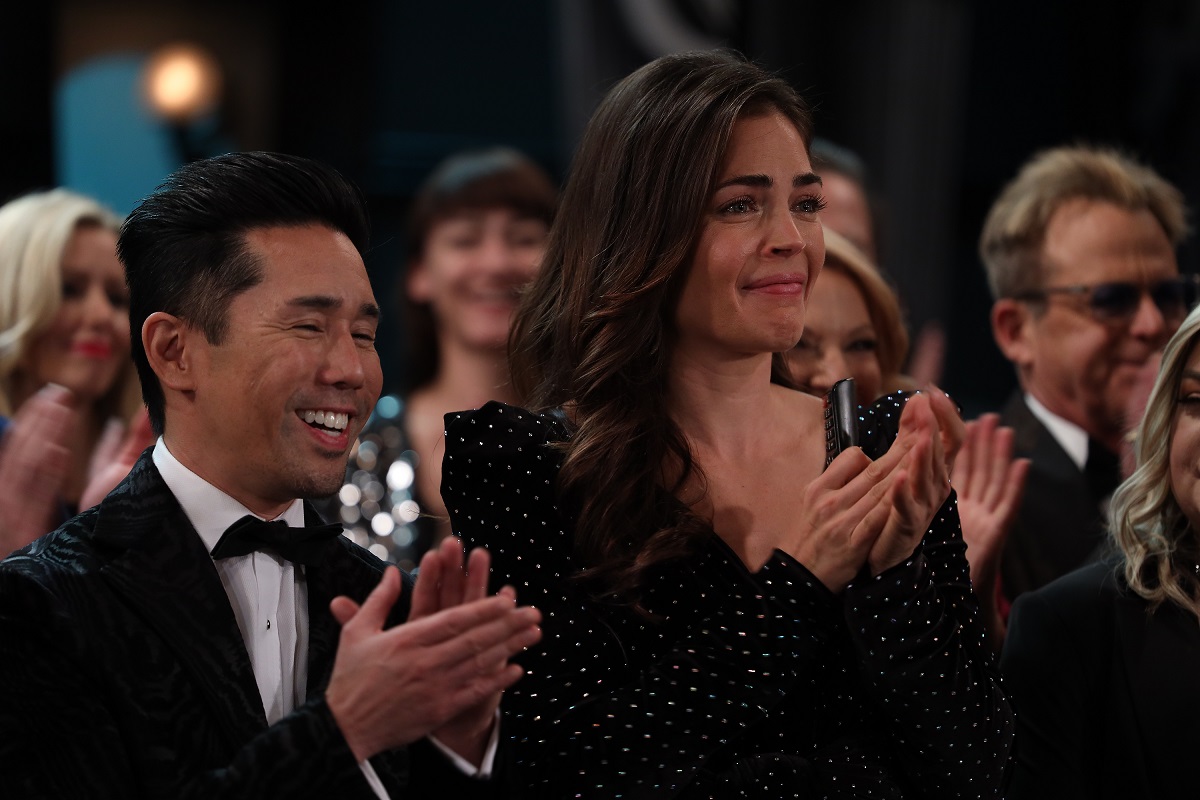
[142,43,221,122]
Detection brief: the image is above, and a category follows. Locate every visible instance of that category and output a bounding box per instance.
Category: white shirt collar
[1023,393,1090,471]
[152,437,306,554]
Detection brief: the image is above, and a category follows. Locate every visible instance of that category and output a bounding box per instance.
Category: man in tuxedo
[0,152,541,798]
[981,145,1191,602]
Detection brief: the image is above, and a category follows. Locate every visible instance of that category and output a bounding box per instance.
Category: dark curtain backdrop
[5,0,1199,409]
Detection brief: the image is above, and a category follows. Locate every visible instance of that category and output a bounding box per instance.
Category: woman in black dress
[442,50,1012,798]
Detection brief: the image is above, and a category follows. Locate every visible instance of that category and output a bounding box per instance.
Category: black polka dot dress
[442,395,1013,798]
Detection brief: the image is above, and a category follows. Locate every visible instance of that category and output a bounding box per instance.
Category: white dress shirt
[1023,393,1089,470]
[151,441,496,791]
[152,439,393,797]
[152,439,497,797]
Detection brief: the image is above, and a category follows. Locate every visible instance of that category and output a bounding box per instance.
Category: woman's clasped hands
[790,389,963,593]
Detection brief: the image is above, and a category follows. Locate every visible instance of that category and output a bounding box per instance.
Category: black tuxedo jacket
[1001,560,1200,799]
[0,451,487,799]
[999,392,1111,599]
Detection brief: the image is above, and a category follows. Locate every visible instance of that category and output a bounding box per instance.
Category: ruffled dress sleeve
[842,392,1014,797]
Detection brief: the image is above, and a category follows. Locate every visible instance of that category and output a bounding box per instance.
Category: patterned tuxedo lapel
[303,515,412,791]
[302,503,369,696]
[94,452,268,749]
[303,544,366,696]
[302,503,412,695]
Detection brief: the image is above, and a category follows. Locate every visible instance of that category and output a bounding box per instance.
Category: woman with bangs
[328,148,557,566]
[442,51,1012,797]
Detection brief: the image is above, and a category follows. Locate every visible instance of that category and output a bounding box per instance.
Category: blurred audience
[787,227,909,403]
[810,139,878,260]
[952,413,1030,646]
[0,190,152,557]
[981,145,1192,605]
[327,148,556,566]
[811,138,945,387]
[1001,301,1200,799]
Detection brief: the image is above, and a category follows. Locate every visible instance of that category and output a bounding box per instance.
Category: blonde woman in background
[0,190,152,557]
[1002,300,1200,798]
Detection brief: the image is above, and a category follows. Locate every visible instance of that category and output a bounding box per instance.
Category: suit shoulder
[1,507,105,583]
[0,513,112,636]
[1011,560,1123,626]
[1002,562,1126,686]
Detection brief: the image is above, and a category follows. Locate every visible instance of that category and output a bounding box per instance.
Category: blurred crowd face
[819,171,875,261]
[675,112,825,362]
[18,225,128,403]
[788,267,882,404]
[1170,338,1200,532]
[409,207,548,351]
[1018,199,1178,442]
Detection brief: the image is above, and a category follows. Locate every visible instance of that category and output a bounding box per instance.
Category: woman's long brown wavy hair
[510,50,814,603]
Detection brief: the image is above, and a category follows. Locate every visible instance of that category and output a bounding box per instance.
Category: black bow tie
[210,515,345,565]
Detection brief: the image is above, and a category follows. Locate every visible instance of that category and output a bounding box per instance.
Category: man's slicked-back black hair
[118,151,371,435]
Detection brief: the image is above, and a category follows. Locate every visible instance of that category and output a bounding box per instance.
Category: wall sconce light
[142,43,224,163]
[143,43,222,123]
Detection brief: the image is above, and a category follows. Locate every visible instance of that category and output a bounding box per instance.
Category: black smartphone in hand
[823,378,858,469]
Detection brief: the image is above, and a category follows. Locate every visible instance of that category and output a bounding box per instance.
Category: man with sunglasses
[981,145,1192,605]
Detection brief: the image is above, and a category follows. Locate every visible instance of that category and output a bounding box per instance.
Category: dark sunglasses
[1013,275,1200,322]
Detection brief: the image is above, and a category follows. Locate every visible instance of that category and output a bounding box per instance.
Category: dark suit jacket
[1000,560,1200,799]
[0,451,485,799]
[999,392,1111,599]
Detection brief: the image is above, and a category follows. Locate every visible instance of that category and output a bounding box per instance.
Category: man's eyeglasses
[1012,275,1200,323]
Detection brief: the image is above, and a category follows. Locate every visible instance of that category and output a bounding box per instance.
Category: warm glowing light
[143,44,222,122]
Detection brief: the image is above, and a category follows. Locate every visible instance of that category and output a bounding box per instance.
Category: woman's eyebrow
[714,172,822,191]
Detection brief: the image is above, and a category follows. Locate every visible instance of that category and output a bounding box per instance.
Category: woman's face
[1169,339,1200,530]
[787,267,883,404]
[17,225,129,403]
[675,112,825,362]
[409,206,548,352]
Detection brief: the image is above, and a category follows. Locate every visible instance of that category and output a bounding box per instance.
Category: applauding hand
[326,541,541,766]
[789,389,961,592]
[953,413,1029,647]
[0,385,77,556]
[80,408,156,512]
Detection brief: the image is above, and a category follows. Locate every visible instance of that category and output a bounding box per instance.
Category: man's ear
[991,298,1035,367]
[407,260,432,303]
[142,312,198,391]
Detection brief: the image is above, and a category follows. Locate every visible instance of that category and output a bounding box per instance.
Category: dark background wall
[4,0,1198,408]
